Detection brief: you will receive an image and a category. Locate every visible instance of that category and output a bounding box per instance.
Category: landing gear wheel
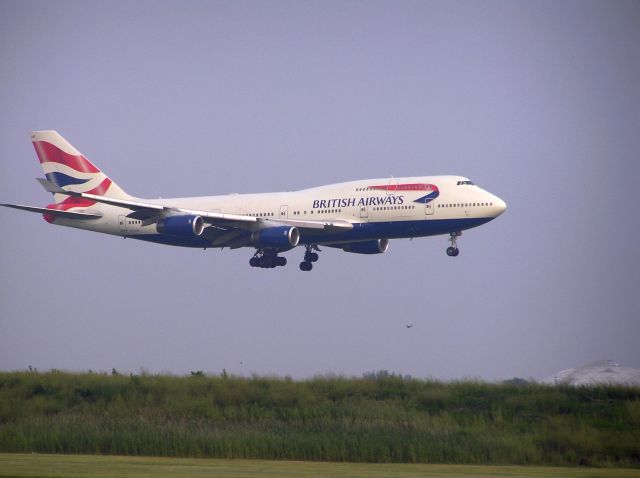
[299,261,313,271]
[250,250,287,268]
[447,232,461,257]
[304,245,320,265]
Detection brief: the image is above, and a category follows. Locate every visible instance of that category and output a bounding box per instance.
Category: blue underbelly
[128,216,494,248]
[300,217,494,244]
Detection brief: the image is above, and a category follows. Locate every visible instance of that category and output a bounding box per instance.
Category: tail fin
[31,130,130,204]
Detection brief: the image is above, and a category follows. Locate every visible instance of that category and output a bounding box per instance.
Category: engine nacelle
[156,215,204,236]
[341,239,389,254]
[251,226,300,249]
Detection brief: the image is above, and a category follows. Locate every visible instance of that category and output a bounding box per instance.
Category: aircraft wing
[38,179,353,232]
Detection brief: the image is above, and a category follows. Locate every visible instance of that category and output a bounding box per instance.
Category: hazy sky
[1,0,638,381]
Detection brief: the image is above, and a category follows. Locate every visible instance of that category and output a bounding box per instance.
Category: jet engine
[251,226,300,249]
[340,239,389,254]
[156,215,204,236]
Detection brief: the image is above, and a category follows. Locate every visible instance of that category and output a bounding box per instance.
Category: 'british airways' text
[312,196,405,209]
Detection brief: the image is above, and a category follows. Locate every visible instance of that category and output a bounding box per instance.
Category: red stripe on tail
[33,141,100,173]
[44,178,113,221]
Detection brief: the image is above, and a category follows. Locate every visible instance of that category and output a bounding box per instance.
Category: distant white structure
[541,360,640,387]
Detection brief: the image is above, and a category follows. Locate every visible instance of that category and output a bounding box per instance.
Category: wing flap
[282,218,354,230]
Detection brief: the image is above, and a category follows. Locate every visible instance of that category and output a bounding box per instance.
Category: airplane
[2,131,507,271]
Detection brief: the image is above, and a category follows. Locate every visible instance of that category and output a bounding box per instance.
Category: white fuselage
[53,175,506,248]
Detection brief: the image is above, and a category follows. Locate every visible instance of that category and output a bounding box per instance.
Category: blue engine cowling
[156,215,204,236]
[252,226,300,248]
[341,239,389,254]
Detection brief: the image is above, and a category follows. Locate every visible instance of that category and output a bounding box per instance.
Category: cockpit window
[456,180,475,186]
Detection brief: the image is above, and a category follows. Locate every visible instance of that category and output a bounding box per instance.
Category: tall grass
[0,371,638,466]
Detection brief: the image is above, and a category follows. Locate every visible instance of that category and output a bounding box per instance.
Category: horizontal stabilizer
[1,203,102,219]
[37,177,67,194]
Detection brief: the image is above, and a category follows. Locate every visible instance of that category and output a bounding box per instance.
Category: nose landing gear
[299,245,320,271]
[446,231,461,257]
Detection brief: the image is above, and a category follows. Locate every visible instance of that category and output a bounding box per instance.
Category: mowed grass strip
[1,454,639,478]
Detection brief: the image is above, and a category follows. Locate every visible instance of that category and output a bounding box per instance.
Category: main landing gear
[446,231,461,257]
[299,245,320,271]
[249,249,287,268]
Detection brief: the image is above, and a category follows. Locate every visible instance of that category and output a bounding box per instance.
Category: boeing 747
[2,131,507,271]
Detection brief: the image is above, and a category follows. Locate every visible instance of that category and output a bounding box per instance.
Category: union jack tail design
[31,131,130,219]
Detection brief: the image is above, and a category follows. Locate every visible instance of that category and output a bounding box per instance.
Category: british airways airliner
[2,131,506,271]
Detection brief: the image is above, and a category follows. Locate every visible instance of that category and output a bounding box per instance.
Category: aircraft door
[279,205,288,219]
[386,178,398,195]
[118,215,128,233]
[359,206,368,218]
[425,201,434,216]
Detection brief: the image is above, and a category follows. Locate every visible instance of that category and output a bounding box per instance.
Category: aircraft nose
[493,196,507,217]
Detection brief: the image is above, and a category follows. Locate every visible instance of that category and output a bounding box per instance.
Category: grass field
[2,371,640,466]
[1,454,639,478]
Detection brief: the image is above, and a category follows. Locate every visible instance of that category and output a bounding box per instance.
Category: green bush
[0,371,638,466]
